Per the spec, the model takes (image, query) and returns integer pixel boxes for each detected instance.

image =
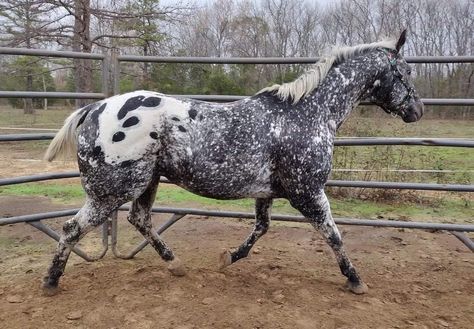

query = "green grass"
[0,106,72,129]
[0,182,85,203]
[1,182,472,223]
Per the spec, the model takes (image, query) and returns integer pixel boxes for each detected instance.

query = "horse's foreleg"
[127,181,185,276]
[43,198,117,295]
[294,191,368,294]
[219,198,272,269]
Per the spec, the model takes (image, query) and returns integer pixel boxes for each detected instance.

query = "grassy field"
[0,105,472,223]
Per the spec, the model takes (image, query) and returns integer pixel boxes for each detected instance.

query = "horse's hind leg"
[127,178,185,276]
[43,198,119,295]
[291,191,368,294]
[219,198,272,269]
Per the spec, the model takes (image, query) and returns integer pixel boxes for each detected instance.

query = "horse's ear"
[395,29,407,52]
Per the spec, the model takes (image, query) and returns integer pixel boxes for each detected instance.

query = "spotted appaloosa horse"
[43,30,423,295]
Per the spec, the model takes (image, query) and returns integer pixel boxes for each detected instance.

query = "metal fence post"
[101,54,110,98]
[111,48,120,96]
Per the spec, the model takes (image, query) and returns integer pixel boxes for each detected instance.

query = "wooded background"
[0,0,472,117]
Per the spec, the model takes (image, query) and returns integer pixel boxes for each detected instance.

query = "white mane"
[257,39,397,104]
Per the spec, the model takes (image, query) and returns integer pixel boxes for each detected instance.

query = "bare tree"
[0,0,57,113]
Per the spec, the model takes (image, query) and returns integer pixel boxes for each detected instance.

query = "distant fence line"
[0,47,473,106]
[0,47,473,257]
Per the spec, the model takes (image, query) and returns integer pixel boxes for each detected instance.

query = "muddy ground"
[0,195,473,329]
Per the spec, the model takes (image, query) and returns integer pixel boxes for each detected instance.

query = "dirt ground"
[0,135,473,328]
[0,195,473,329]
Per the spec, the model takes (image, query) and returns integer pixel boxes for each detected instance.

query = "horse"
[43,30,423,296]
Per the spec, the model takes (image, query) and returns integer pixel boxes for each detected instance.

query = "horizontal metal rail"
[118,55,474,64]
[1,134,472,147]
[420,98,474,106]
[0,209,78,225]
[174,94,474,106]
[325,180,473,192]
[0,47,105,60]
[0,91,471,106]
[2,47,472,63]
[0,91,106,99]
[0,133,56,141]
[335,137,474,147]
[0,171,78,186]
[1,206,473,233]
[1,171,472,192]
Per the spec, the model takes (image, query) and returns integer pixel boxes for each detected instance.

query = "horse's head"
[368,30,424,123]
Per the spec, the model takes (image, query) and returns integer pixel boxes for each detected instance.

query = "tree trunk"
[42,75,48,111]
[24,72,34,114]
[73,0,93,108]
[24,1,34,114]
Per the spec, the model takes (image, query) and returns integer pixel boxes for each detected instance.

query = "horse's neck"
[309,51,385,127]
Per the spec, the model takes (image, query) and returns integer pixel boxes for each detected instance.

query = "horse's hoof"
[218,249,232,270]
[345,280,369,294]
[42,282,60,296]
[167,258,186,277]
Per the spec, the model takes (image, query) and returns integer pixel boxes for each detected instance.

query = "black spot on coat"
[143,97,161,107]
[76,104,96,127]
[91,103,107,123]
[120,160,133,168]
[112,131,126,142]
[117,96,146,120]
[188,109,197,120]
[92,146,102,156]
[123,116,140,128]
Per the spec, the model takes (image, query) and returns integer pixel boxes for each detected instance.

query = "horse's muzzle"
[402,101,424,123]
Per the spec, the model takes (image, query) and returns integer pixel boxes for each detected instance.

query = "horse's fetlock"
[161,249,174,261]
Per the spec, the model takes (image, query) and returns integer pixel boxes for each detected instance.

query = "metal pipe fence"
[0,47,109,100]
[1,170,473,192]
[0,47,473,259]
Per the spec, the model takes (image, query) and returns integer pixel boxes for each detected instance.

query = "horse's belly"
[178,180,274,200]
[166,162,276,199]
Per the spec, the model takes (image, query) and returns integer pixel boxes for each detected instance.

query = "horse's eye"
[407,68,412,76]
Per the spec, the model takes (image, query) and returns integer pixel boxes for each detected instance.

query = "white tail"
[44,107,88,162]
